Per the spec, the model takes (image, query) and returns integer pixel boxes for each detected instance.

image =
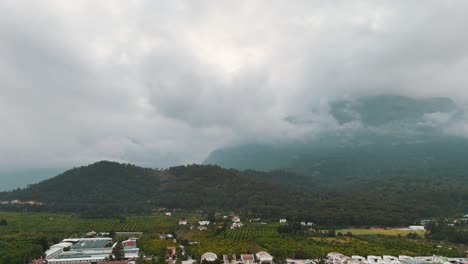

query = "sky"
[2,0,468,170]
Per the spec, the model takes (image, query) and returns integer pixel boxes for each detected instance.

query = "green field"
[337,228,426,236]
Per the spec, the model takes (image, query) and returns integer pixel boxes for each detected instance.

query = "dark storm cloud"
[1,0,468,169]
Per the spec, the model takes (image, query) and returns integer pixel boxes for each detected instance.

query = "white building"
[199,220,211,226]
[351,256,366,262]
[367,255,383,264]
[256,251,273,263]
[409,225,425,231]
[279,219,287,223]
[201,252,218,262]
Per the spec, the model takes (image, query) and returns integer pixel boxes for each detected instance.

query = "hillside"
[1,161,468,226]
[0,162,317,220]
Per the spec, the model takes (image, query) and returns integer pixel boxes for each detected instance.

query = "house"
[179,219,188,225]
[241,254,255,264]
[166,246,177,262]
[256,251,273,263]
[232,215,240,222]
[86,231,97,237]
[327,253,347,264]
[351,256,366,262]
[409,225,425,231]
[201,252,218,262]
[223,255,237,264]
[165,212,172,216]
[279,219,287,223]
[122,239,137,247]
[199,220,211,226]
[159,234,173,240]
[198,226,208,231]
[367,255,382,263]
[231,222,243,229]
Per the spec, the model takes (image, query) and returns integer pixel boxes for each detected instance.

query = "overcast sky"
[1,0,468,169]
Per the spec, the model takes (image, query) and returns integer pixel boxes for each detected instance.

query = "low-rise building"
[201,252,218,262]
[241,254,255,264]
[256,251,273,263]
[199,220,211,226]
[223,255,237,264]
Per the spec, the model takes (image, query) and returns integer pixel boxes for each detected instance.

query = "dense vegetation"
[1,160,468,226]
[426,218,468,244]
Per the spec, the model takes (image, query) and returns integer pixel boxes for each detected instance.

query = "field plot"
[337,228,426,237]
[0,212,180,234]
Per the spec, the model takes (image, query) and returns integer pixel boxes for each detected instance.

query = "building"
[199,220,211,226]
[256,251,273,263]
[231,222,243,229]
[198,226,208,231]
[241,254,255,264]
[223,255,237,264]
[351,256,366,262]
[45,237,114,263]
[279,219,287,223]
[165,212,172,216]
[409,225,425,231]
[166,246,177,262]
[201,252,218,262]
[179,219,188,225]
[39,237,141,264]
[367,255,383,263]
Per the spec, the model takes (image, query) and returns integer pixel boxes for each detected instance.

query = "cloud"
[1,0,468,169]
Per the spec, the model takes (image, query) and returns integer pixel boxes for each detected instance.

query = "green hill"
[1,160,468,226]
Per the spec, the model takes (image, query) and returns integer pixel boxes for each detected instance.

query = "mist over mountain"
[205,95,468,179]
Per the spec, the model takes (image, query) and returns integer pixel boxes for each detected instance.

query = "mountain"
[202,95,468,221]
[205,95,468,181]
[0,161,319,221]
[1,160,467,226]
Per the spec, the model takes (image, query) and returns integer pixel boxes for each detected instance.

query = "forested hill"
[1,161,468,226]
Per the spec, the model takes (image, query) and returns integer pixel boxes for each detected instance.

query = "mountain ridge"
[1,160,467,226]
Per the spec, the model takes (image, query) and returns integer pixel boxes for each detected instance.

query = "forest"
[1,161,467,226]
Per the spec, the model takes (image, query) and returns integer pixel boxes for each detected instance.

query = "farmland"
[336,228,426,237]
[0,212,465,263]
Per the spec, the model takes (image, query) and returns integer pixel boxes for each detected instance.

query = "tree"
[109,230,116,239]
[112,241,124,260]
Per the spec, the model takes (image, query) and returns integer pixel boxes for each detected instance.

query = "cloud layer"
[2,0,468,168]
